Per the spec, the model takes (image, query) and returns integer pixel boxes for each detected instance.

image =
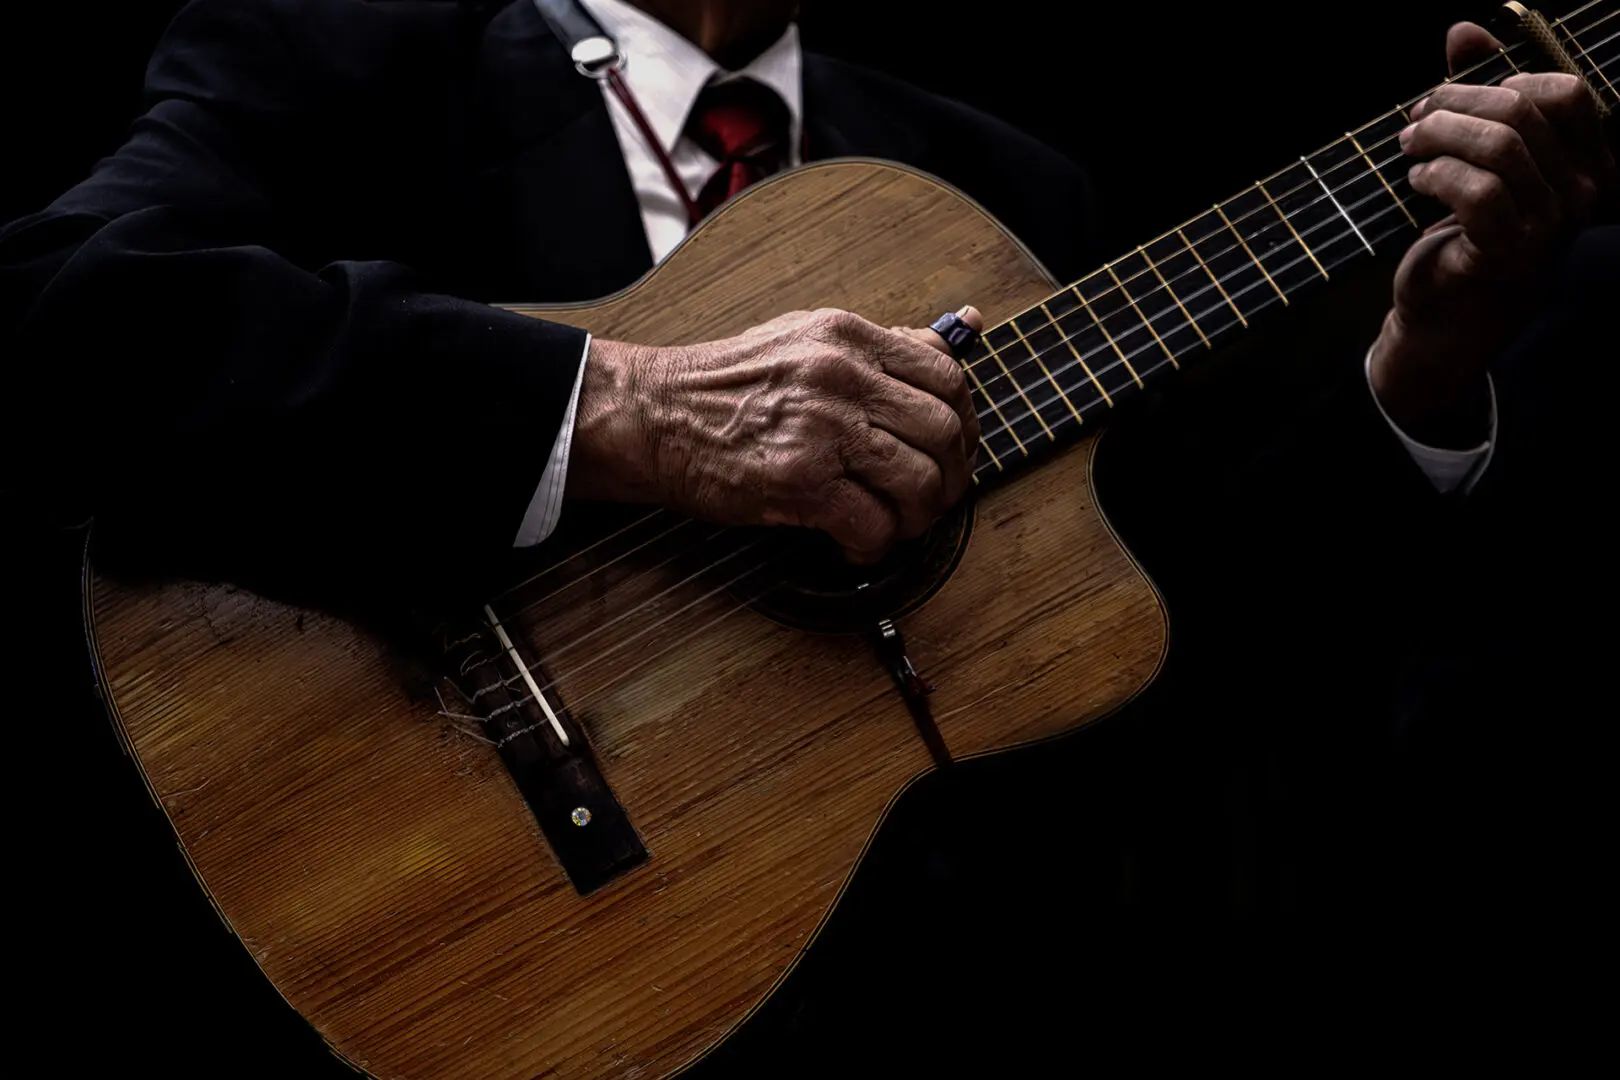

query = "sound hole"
[745,501,975,632]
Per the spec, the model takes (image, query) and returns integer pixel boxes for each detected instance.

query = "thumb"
[903,304,986,357]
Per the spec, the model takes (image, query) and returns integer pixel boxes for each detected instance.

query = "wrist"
[1368,310,1493,449]
[565,338,664,503]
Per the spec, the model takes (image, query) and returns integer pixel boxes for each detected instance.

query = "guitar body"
[86,161,1166,1079]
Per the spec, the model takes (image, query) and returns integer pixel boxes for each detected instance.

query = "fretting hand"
[568,307,984,562]
[1370,21,1616,446]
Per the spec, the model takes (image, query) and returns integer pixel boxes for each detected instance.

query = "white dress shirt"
[514,0,1492,546]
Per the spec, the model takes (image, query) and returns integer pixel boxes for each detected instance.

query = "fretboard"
[963,0,1619,482]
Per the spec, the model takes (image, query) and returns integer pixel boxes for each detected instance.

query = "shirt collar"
[579,0,803,155]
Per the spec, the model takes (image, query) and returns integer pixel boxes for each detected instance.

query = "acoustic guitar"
[84,4,1617,1077]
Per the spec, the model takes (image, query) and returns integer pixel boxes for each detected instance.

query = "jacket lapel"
[469,0,653,303]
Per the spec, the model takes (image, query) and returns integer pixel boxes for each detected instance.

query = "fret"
[1348,130,1417,228]
[1213,199,1290,305]
[1255,175,1329,279]
[1500,46,1522,73]
[1104,263,1177,370]
[1108,248,1206,365]
[958,346,1020,466]
[1036,298,1114,408]
[1256,159,1364,275]
[1289,139,1393,255]
[1007,315,1083,427]
[1069,278,1146,396]
[1070,275,1146,395]
[977,324,1056,444]
[1138,241,1210,349]
[1174,225,1247,329]
[1224,182,1332,299]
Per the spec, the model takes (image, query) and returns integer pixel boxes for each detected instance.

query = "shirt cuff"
[1364,346,1497,496]
[513,333,592,547]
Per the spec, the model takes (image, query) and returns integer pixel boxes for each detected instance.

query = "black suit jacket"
[0,0,1103,594]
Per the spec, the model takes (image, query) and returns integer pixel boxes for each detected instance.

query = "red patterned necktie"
[684,77,791,220]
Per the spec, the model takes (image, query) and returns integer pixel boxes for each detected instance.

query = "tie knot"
[684,77,790,167]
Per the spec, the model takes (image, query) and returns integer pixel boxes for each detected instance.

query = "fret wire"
[984,183,1425,447]
[1256,179,1329,279]
[981,336,1053,441]
[967,50,1535,404]
[976,174,1425,436]
[1176,226,1247,327]
[973,41,1533,373]
[1214,204,1287,303]
[972,24,1591,446]
[1299,155,1375,255]
[1008,316,1084,425]
[960,355,1010,467]
[1139,244,1209,348]
[972,113,1436,395]
[968,40,1558,440]
[1071,287,1143,388]
[976,155,1428,425]
[1104,264,1179,369]
[1501,46,1522,73]
[1347,131,1417,228]
[1040,301,1113,406]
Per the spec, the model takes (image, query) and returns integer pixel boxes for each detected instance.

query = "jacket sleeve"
[0,0,585,595]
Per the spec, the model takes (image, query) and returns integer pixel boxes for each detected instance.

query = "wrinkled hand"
[569,306,984,561]
[1369,21,1616,444]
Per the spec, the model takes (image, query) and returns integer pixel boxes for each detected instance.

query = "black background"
[3,2,1603,1078]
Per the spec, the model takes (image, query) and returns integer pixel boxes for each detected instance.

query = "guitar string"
[962,15,1619,421]
[483,93,1570,714]
[466,539,807,732]
[951,30,1551,381]
[478,8,1613,633]
[468,16,1618,731]
[958,3,1614,401]
[970,142,1443,435]
[493,130,1503,635]
[966,28,1616,435]
[1580,19,1620,58]
[480,160,1456,730]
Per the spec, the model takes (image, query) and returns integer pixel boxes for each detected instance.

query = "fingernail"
[1399,124,1414,146]
[956,305,972,317]
[1411,98,1428,119]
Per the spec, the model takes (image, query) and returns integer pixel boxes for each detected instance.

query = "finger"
[813,477,899,564]
[1400,108,1560,224]
[890,307,984,445]
[1408,156,1527,255]
[842,428,948,540]
[1409,81,1576,191]
[1445,21,1505,74]
[861,377,971,504]
[1501,72,1617,200]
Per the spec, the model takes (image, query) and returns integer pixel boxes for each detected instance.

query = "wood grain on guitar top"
[86,160,1167,1079]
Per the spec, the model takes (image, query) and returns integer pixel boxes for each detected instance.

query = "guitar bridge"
[437,608,648,894]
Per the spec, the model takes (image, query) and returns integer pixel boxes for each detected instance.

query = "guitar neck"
[963,0,1618,482]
